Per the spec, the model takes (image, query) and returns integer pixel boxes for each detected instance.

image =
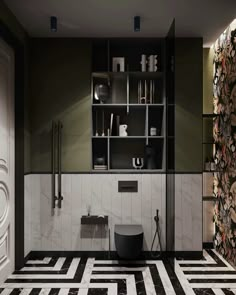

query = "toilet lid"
[115,224,143,236]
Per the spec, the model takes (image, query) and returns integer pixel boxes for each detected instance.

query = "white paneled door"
[0,38,15,283]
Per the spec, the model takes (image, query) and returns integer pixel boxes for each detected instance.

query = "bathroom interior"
[0,1,236,294]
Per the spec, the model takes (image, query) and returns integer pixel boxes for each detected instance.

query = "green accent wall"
[29,39,92,172]
[175,38,203,172]
[203,48,214,114]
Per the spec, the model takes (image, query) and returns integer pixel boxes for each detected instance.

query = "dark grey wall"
[29,38,92,172]
[175,38,203,172]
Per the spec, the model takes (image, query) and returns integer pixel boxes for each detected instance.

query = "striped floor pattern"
[0,249,235,294]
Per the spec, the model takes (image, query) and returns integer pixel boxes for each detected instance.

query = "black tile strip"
[29,289,41,295]
[222,289,236,295]
[91,270,146,294]
[5,257,87,283]
[134,271,146,295]
[205,249,227,267]
[193,289,215,295]
[163,259,186,295]
[73,257,87,283]
[48,289,60,295]
[90,279,126,295]
[9,289,21,295]
[88,289,108,295]
[149,264,166,295]
[94,263,147,268]
[0,289,3,294]
[68,288,79,295]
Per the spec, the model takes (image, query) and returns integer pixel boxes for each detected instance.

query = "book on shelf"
[116,115,120,136]
[110,113,113,136]
[94,165,108,170]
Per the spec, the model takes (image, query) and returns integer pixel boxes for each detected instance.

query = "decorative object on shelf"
[110,113,114,136]
[204,157,211,171]
[119,124,128,137]
[148,55,158,72]
[116,115,120,136]
[140,54,147,72]
[94,84,109,103]
[149,80,155,104]
[145,145,156,169]
[95,156,106,165]
[150,127,157,136]
[112,57,125,72]
[132,158,144,169]
[138,80,147,104]
[94,165,108,170]
[102,111,105,136]
[95,111,99,136]
[94,155,107,170]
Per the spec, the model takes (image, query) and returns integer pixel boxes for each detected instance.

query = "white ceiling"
[4,0,236,47]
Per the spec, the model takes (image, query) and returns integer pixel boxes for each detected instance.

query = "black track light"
[134,16,140,32]
[50,16,57,32]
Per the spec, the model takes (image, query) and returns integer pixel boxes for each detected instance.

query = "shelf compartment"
[148,105,164,136]
[129,75,163,104]
[92,73,127,104]
[109,39,163,72]
[110,138,146,170]
[147,138,164,170]
[203,117,214,143]
[92,138,108,170]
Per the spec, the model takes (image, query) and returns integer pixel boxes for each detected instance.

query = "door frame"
[0,20,25,270]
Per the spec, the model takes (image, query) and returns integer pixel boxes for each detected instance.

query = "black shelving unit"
[91,39,166,172]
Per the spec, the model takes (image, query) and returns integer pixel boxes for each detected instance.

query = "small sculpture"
[140,54,147,72]
[112,57,125,72]
[119,124,128,137]
[132,158,144,169]
[148,55,158,72]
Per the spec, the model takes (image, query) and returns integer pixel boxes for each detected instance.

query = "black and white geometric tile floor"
[1,249,236,295]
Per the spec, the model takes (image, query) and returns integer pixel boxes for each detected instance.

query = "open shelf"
[91,38,166,172]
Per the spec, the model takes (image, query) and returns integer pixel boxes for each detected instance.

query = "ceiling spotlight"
[50,16,57,32]
[134,16,140,32]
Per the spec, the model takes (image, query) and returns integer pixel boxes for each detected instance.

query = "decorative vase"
[119,124,128,137]
[145,145,156,169]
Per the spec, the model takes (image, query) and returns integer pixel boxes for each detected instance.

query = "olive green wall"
[0,1,31,173]
[175,38,203,172]
[29,38,92,172]
[203,48,214,114]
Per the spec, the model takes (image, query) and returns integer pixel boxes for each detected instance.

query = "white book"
[110,113,114,136]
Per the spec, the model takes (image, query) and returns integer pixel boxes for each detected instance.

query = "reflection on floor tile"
[0,249,236,294]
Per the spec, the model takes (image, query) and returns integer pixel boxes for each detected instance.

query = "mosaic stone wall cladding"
[213,21,236,264]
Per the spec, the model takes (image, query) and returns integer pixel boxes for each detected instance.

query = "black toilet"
[114,224,143,259]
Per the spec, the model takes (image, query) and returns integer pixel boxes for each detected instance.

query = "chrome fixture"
[151,209,162,258]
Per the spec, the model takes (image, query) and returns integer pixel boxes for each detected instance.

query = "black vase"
[145,145,156,169]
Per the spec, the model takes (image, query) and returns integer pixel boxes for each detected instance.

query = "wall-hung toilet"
[114,224,143,259]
